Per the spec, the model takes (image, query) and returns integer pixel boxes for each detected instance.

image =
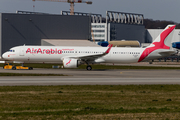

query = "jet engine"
[63,58,81,68]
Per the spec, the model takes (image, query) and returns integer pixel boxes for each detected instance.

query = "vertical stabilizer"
[138,25,176,62]
[149,25,175,50]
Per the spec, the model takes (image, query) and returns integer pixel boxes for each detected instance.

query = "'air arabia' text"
[26,48,62,54]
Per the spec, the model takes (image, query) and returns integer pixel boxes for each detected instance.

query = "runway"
[0,68,180,86]
[0,77,179,86]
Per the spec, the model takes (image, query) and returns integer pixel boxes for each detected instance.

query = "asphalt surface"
[0,67,180,86]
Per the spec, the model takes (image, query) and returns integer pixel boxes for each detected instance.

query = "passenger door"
[19,47,24,56]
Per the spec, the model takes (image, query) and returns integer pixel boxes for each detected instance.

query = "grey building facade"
[108,23,145,43]
[0,13,91,56]
[91,11,145,43]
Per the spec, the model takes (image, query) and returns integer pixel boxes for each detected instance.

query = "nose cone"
[2,52,8,60]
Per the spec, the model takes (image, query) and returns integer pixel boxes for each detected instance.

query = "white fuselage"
[2,25,176,66]
[2,45,168,63]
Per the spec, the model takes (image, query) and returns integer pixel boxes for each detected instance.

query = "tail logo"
[138,25,175,62]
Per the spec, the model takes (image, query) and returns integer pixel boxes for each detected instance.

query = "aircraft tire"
[29,67,33,70]
[86,65,92,71]
[12,66,16,70]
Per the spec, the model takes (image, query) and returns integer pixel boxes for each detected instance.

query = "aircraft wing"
[69,44,113,62]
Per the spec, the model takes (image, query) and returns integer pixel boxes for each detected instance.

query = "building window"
[93,35,105,37]
[92,25,105,28]
[93,30,105,32]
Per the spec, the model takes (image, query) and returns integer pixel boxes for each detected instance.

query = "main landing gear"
[84,61,92,71]
[86,65,92,71]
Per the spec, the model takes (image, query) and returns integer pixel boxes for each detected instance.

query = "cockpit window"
[8,49,15,52]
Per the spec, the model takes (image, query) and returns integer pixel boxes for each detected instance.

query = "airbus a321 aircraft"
[2,25,176,70]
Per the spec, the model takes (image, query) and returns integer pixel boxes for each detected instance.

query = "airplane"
[2,25,176,70]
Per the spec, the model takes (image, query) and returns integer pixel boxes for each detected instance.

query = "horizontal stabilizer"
[159,51,175,55]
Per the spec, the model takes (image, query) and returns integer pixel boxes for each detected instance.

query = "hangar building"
[0,12,92,56]
[0,11,147,57]
[89,11,145,43]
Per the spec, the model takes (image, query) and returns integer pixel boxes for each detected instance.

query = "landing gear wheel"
[29,67,33,70]
[12,66,16,70]
[86,65,92,71]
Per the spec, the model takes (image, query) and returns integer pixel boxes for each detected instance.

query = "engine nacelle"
[63,58,80,68]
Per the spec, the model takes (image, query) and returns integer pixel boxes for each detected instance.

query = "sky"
[0,0,180,23]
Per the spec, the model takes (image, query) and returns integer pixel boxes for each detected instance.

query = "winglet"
[105,44,113,54]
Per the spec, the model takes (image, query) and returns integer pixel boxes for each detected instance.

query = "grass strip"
[1,63,180,69]
[78,64,180,69]
[0,85,180,119]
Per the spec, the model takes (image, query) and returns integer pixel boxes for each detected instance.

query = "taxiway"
[0,68,180,86]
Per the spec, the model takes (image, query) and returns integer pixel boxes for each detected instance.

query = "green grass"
[1,63,180,70]
[0,85,180,119]
[78,64,180,69]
